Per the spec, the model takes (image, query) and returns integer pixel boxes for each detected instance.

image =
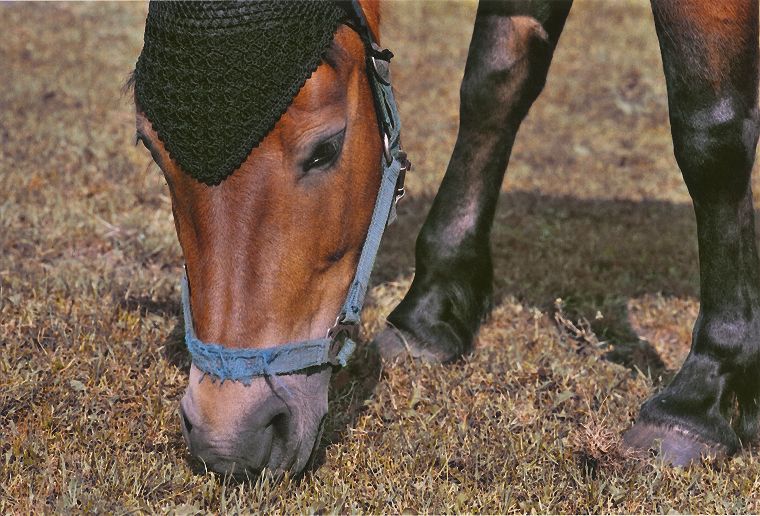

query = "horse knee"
[671,97,759,200]
[460,15,552,130]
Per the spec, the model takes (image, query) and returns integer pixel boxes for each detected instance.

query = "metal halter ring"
[383,131,392,165]
[395,151,410,202]
[327,315,358,341]
[370,43,391,85]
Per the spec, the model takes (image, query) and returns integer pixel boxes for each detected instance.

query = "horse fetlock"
[666,311,760,446]
[382,262,493,363]
[373,323,467,364]
[692,310,760,365]
[634,354,742,453]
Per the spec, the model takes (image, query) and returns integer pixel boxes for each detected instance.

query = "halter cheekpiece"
[138,1,410,384]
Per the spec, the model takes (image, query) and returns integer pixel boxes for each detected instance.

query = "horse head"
[133,0,395,477]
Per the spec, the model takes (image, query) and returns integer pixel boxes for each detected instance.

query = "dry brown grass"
[4,1,760,513]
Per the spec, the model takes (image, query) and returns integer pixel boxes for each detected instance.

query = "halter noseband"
[181,1,409,384]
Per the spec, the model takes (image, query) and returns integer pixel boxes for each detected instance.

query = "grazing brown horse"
[133,0,760,476]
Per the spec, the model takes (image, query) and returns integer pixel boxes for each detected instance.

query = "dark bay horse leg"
[625,1,760,465]
[375,0,573,361]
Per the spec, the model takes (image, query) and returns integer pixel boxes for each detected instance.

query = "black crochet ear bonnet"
[134,1,349,185]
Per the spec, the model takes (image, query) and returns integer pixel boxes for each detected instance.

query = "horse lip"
[304,414,327,471]
[178,369,331,476]
[179,396,199,431]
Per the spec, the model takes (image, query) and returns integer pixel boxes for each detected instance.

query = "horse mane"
[122,70,137,101]
[360,0,381,42]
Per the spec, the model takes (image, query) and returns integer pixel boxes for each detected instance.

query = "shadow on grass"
[135,187,712,477]
[373,188,710,379]
[312,343,383,471]
[115,292,191,372]
[118,293,180,319]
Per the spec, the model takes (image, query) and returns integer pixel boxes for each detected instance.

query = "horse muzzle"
[178,365,331,477]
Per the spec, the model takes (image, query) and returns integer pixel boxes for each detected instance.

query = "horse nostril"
[181,406,194,433]
[264,412,289,444]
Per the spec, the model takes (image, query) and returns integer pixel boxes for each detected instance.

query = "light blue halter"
[181,6,409,385]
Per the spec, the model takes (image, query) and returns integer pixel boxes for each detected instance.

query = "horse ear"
[358,0,381,43]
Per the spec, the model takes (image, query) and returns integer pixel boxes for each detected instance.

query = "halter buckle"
[327,315,359,341]
[395,150,411,202]
[370,43,391,86]
[382,132,392,166]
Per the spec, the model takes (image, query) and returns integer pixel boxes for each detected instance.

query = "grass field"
[4,1,760,513]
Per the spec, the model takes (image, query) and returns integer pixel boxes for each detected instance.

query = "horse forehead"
[288,61,348,117]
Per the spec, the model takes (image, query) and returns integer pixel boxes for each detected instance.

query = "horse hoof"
[371,326,457,363]
[623,423,730,467]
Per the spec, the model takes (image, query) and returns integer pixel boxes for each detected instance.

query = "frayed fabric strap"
[182,275,355,384]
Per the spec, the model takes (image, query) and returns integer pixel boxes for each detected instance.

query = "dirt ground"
[3,1,760,513]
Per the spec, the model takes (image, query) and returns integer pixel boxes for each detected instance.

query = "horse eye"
[303,131,344,172]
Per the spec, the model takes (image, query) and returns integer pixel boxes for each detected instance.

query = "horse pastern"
[371,326,462,364]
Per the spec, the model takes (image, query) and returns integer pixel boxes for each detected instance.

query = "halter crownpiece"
[147,0,410,383]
